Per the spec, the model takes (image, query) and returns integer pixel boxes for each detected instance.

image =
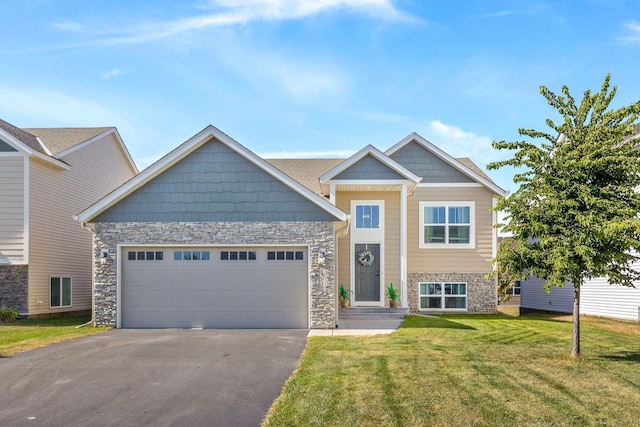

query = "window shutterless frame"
[50,277,72,308]
[419,201,475,248]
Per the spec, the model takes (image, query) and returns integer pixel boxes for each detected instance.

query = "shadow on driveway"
[0,329,308,426]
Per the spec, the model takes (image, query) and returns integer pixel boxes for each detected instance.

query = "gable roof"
[0,119,137,174]
[25,127,113,155]
[319,144,421,184]
[76,125,347,223]
[386,132,506,195]
[266,158,343,195]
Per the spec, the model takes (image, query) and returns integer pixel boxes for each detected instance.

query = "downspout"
[76,221,95,328]
[334,215,350,328]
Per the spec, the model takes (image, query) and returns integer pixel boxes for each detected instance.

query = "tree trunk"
[571,285,580,358]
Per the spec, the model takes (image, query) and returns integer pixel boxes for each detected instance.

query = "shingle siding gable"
[390,141,474,183]
[334,155,406,180]
[94,140,337,222]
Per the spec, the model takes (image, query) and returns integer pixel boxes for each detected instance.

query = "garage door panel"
[122,247,308,328]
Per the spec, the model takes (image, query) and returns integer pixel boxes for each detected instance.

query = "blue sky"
[1,0,639,193]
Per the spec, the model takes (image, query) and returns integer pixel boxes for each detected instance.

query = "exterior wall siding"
[91,221,337,328]
[0,139,18,151]
[523,274,640,322]
[389,142,474,183]
[335,191,401,303]
[0,155,25,261]
[95,140,336,223]
[0,265,28,313]
[334,155,406,180]
[407,272,495,313]
[407,186,495,273]
[27,134,136,316]
[520,277,573,314]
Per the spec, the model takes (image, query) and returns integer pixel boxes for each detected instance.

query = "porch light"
[100,249,109,264]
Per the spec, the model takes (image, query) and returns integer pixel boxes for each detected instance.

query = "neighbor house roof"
[25,127,113,155]
[0,118,47,154]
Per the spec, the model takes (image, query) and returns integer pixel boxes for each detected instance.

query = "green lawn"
[264,313,640,427]
[0,316,110,357]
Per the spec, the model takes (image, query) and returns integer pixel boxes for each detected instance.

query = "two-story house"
[0,119,137,317]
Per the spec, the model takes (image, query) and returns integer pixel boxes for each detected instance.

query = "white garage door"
[121,246,308,328]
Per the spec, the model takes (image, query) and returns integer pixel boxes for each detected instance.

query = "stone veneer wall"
[407,272,496,314]
[0,265,29,314]
[91,221,336,328]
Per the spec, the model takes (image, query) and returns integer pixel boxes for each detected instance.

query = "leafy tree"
[488,75,640,357]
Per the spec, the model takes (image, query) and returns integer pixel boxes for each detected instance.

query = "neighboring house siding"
[523,274,640,321]
[407,186,494,272]
[520,276,573,314]
[334,155,406,180]
[0,156,25,262]
[28,134,136,315]
[335,191,401,298]
[389,142,474,183]
[581,276,640,322]
[91,221,336,328]
[95,140,336,222]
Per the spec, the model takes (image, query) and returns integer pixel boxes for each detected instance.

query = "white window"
[355,204,380,229]
[50,277,72,308]
[419,202,474,248]
[419,282,467,310]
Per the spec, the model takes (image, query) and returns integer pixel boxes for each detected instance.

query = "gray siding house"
[77,125,505,329]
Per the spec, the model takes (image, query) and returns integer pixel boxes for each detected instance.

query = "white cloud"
[0,86,127,127]
[100,68,124,79]
[427,120,495,163]
[620,21,640,45]
[53,0,415,46]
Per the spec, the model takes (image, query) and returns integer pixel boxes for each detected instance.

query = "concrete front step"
[339,307,409,318]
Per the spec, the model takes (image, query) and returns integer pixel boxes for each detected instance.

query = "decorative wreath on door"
[357,249,375,266]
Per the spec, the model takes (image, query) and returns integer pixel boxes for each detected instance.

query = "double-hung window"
[420,202,474,248]
[50,277,72,307]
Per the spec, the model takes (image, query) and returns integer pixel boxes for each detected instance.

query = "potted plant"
[338,284,351,308]
[385,282,400,309]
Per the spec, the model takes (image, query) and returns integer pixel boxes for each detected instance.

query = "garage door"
[121,246,308,328]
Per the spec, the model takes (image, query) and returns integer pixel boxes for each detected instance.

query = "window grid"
[419,282,467,310]
[174,251,211,261]
[128,251,164,261]
[220,251,257,261]
[267,251,304,261]
[421,203,472,246]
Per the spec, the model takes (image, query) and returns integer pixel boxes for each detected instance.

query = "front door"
[354,243,380,302]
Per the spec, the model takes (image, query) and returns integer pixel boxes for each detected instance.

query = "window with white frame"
[420,202,474,247]
[419,282,467,310]
[355,204,380,229]
[50,277,72,307]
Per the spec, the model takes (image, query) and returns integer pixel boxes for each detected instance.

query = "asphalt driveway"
[0,329,308,426]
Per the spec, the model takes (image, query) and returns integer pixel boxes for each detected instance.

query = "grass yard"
[264,313,640,427]
[0,316,110,357]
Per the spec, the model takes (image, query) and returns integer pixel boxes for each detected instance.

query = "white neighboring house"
[0,118,137,317]
[520,275,640,322]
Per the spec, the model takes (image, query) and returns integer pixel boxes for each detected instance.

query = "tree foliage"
[488,75,640,356]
